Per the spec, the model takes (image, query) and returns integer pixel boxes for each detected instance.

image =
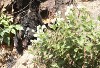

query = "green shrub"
[0,13,23,46]
[31,6,100,68]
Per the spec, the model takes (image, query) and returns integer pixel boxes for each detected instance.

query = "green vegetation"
[0,14,23,46]
[31,7,100,68]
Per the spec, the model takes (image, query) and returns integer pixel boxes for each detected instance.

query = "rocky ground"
[0,0,100,68]
[78,0,100,19]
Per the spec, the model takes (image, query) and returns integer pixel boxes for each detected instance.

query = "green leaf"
[9,25,14,29]
[11,29,16,34]
[74,48,78,52]
[1,19,9,26]
[0,32,4,37]
[51,63,59,68]
[97,16,100,21]
[49,24,57,30]
[66,46,71,49]
[3,29,10,33]
[85,45,92,52]
[15,25,23,30]
[3,36,10,46]
[77,36,85,46]
[48,54,53,58]
[87,34,94,40]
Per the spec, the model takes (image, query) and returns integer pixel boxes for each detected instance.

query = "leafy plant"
[0,13,23,46]
[31,6,100,68]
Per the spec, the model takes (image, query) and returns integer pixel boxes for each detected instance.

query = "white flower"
[37,38,41,42]
[67,4,73,11]
[42,25,46,30]
[57,18,64,25]
[34,34,38,37]
[51,18,56,23]
[33,38,41,43]
[55,11,61,17]
[57,18,64,22]
[58,11,61,15]
[65,11,68,16]
[65,5,73,16]
[69,4,74,9]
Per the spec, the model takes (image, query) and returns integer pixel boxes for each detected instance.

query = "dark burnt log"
[13,0,44,54]
[40,0,55,19]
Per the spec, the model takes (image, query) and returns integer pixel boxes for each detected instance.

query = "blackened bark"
[13,0,43,54]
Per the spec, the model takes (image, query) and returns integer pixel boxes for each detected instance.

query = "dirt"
[78,0,100,19]
[0,48,18,68]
